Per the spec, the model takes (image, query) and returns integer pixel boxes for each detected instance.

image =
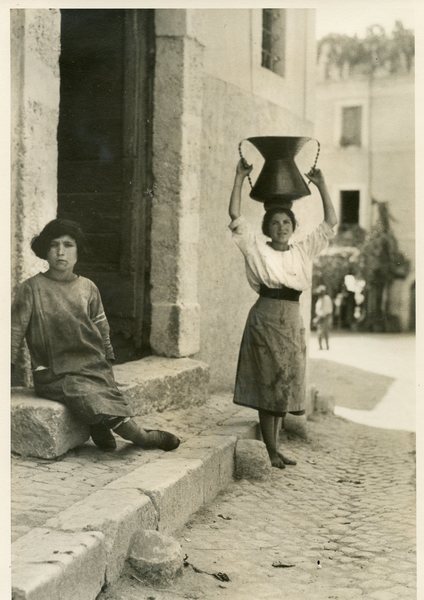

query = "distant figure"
[333,292,343,329]
[314,285,333,350]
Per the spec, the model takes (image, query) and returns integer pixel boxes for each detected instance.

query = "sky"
[315,3,416,38]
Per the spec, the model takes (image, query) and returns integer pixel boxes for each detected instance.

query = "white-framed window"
[261,9,286,77]
[335,100,368,148]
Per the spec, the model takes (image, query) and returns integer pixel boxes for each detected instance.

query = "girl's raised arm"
[305,168,338,228]
[229,159,253,220]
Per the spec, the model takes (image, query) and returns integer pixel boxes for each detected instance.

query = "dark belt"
[259,284,301,302]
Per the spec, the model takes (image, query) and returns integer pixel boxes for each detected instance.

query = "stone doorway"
[57,9,154,362]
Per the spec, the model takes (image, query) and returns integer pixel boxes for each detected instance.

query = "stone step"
[12,418,259,600]
[11,357,210,459]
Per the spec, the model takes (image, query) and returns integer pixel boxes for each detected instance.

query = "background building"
[11,8,320,392]
[315,28,415,330]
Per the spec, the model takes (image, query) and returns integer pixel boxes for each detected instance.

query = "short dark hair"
[262,207,296,237]
[31,219,88,260]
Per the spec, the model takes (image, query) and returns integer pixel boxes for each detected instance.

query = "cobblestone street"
[101,412,416,600]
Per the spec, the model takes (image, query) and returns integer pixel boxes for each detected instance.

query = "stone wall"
[11,9,61,291]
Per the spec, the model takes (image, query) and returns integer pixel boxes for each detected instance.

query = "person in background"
[228,159,337,469]
[11,218,180,454]
[314,284,333,350]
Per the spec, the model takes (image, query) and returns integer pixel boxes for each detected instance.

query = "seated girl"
[11,218,180,453]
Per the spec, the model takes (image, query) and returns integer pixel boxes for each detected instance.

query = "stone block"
[150,302,201,357]
[45,488,157,586]
[209,412,260,440]
[305,384,318,419]
[113,356,209,415]
[12,528,106,600]
[314,393,336,414]
[171,435,236,504]
[235,439,272,481]
[11,389,89,459]
[106,457,204,534]
[283,413,308,439]
[128,529,183,585]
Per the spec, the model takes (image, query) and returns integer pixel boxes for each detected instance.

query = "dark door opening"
[57,9,154,362]
[339,190,360,232]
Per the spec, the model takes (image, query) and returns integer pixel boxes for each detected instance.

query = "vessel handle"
[238,140,254,189]
[306,139,321,186]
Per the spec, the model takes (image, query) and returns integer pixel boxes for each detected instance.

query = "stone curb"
[12,418,258,600]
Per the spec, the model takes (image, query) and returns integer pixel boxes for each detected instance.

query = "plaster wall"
[315,74,415,330]
[11,9,60,291]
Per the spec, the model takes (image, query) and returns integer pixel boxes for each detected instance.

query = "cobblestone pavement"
[101,414,416,600]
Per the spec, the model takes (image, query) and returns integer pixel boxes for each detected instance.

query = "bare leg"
[276,413,297,466]
[274,416,282,448]
[259,410,285,469]
[114,419,180,451]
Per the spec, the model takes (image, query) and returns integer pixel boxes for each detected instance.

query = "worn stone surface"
[150,26,204,357]
[113,356,210,415]
[235,439,272,481]
[11,389,90,459]
[106,457,205,535]
[45,488,157,585]
[11,9,60,290]
[128,529,183,585]
[12,528,106,600]
[170,435,236,504]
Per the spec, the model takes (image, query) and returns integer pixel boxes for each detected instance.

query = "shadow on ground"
[309,359,394,411]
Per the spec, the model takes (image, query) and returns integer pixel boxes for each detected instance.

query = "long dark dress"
[11,273,133,424]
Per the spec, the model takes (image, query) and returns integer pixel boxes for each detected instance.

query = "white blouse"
[229,216,335,293]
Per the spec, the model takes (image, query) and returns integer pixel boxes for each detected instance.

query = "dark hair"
[31,219,88,260]
[262,207,296,237]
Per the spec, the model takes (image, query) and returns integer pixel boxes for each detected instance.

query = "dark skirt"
[33,364,133,425]
[233,296,306,416]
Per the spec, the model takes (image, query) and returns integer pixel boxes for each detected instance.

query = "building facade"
[315,64,415,330]
[11,8,319,391]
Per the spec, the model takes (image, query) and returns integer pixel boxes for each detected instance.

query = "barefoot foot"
[269,453,286,469]
[277,452,297,466]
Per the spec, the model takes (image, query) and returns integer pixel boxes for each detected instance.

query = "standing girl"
[229,159,337,468]
[11,219,180,453]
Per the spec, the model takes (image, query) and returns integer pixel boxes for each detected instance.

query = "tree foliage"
[357,200,410,284]
[318,21,414,80]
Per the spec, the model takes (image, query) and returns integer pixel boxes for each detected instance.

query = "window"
[340,190,360,230]
[261,9,286,76]
[340,106,362,146]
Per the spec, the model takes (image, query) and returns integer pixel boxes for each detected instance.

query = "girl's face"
[46,235,78,274]
[268,212,294,244]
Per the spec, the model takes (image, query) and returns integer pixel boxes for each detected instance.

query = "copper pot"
[239,136,320,208]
